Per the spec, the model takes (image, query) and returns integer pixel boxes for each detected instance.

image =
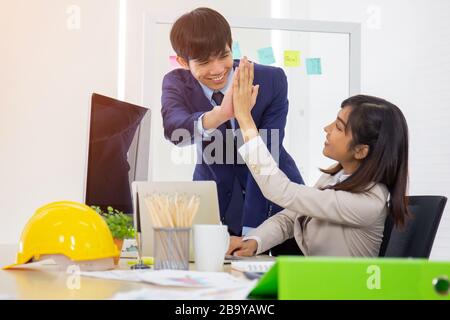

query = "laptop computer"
[131,181,222,261]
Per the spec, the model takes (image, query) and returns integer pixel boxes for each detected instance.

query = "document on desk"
[111,282,257,300]
[0,294,16,300]
[231,261,275,273]
[82,269,257,300]
[81,269,251,288]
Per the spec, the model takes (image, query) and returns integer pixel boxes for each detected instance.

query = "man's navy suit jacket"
[161,60,304,234]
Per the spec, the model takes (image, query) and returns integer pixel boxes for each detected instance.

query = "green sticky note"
[232,42,242,59]
[257,47,275,65]
[306,58,322,75]
[284,50,301,67]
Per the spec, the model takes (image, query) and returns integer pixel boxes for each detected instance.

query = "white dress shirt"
[196,68,236,137]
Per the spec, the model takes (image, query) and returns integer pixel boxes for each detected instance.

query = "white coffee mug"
[193,224,230,272]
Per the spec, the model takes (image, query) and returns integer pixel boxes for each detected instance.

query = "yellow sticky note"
[284,50,301,67]
[127,256,154,266]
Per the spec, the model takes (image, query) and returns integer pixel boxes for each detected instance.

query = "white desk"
[0,244,251,300]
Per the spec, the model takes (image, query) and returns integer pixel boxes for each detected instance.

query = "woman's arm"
[233,59,388,228]
[246,208,298,254]
[238,136,388,227]
[227,208,297,256]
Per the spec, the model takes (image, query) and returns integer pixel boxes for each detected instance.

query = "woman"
[227,58,409,257]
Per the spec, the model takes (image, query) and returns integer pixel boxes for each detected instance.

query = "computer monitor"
[84,93,151,214]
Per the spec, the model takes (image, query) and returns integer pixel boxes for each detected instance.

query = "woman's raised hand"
[232,57,259,121]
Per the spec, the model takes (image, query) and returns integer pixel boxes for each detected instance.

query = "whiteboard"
[143,16,361,185]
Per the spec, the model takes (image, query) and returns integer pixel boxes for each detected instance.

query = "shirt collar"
[332,170,351,186]
[199,68,234,105]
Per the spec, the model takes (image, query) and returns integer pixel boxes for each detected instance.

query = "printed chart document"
[81,269,248,288]
[231,261,275,273]
[81,269,257,300]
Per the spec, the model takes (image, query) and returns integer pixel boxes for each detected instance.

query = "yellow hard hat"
[5,201,120,268]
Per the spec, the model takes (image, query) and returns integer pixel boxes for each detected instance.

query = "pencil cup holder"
[153,227,190,270]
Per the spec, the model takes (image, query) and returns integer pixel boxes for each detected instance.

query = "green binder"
[249,257,450,300]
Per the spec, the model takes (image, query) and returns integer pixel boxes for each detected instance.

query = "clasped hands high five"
[216,57,260,123]
[203,57,259,134]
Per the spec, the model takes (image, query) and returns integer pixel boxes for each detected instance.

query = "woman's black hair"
[321,94,410,227]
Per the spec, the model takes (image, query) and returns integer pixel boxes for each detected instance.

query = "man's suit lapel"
[188,76,214,113]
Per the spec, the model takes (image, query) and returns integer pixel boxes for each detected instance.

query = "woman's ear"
[176,56,190,70]
[354,144,369,160]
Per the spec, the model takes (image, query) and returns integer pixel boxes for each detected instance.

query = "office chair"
[379,195,447,258]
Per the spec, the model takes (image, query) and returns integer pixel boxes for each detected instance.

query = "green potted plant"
[91,206,135,265]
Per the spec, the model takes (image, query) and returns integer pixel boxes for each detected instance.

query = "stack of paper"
[81,269,251,288]
[111,284,256,300]
[231,261,275,273]
[80,269,257,300]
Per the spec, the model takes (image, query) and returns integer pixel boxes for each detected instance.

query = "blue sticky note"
[232,42,242,59]
[306,58,322,75]
[257,47,275,65]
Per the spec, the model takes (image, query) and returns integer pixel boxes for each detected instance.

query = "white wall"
[1,0,448,259]
[0,0,118,243]
[0,0,273,245]
[305,0,450,260]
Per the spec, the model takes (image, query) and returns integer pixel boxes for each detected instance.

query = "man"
[161,7,304,254]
